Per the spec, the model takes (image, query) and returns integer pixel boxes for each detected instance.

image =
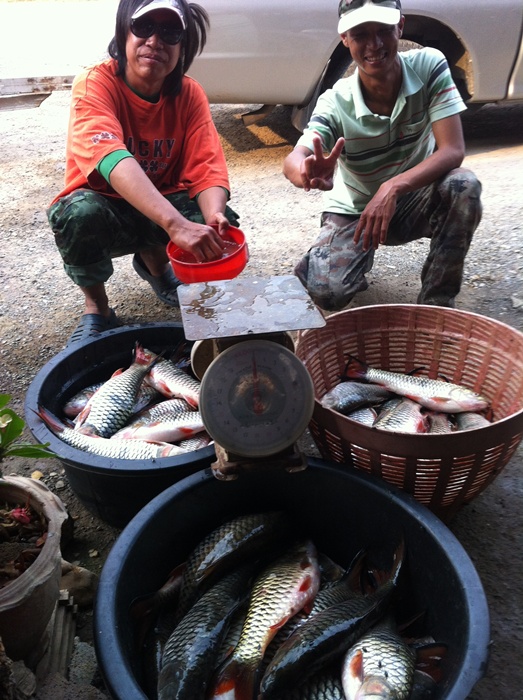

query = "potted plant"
[0,394,69,666]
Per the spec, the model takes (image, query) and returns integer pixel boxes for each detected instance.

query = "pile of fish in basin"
[94,463,490,700]
[24,323,216,528]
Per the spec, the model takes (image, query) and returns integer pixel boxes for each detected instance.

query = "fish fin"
[349,648,365,682]
[110,367,124,377]
[35,406,64,433]
[362,537,405,592]
[342,355,367,381]
[211,657,256,700]
[407,366,426,377]
[343,547,368,593]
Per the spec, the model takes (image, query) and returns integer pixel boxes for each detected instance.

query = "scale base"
[211,443,308,481]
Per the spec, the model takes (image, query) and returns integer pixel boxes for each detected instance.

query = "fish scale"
[75,342,159,438]
[342,626,416,700]
[345,357,489,413]
[142,347,201,408]
[37,407,186,459]
[210,540,320,700]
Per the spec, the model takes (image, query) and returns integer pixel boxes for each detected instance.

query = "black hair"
[108,0,209,97]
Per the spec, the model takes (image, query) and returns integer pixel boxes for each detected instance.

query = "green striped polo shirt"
[297,47,466,215]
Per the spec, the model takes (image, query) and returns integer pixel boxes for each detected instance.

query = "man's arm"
[109,157,224,262]
[354,114,465,251]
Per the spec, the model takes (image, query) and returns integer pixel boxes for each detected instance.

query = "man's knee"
[438,168,483,230]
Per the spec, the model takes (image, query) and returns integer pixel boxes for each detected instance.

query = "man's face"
[342,19,404,78]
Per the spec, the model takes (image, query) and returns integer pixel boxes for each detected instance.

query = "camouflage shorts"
[47,189,240,287]
[294,168,482,311]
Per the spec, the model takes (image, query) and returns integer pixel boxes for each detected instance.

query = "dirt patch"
[0,92,522,698]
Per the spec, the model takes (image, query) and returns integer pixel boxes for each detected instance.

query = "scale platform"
[177,274,325,341]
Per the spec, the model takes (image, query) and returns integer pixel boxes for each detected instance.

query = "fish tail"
[35,405,64,433]
[211,658,257,700]
[342,355,368,381]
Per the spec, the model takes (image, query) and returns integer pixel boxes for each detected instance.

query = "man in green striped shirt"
[284,0,482,311]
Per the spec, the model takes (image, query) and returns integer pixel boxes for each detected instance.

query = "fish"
[259,540,405,700]
[321,381,392,415]
[74,342,161,437]
[36,406,187,460]
[142,347,201,408]
[209,540,320,700]
[341,623,416,700]
[158,563,256,700]
[178,433,212,451]
[455,411,491,431]
[63,382,104,417]
[426,412,454,434]
[344,356,489,414]
[65,381,162,420]
[346,406,378,427]
[276,670,346,699]
[174,511,293,623]
[111,409,205,443]
[373,398,428,434]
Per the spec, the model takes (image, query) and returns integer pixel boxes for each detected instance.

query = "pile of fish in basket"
[36,341,210,459]
[320,355,490,434]
[132,510,445,700]
[295,304,523,520]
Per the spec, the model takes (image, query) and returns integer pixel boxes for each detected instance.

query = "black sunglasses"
[130,18,184,45]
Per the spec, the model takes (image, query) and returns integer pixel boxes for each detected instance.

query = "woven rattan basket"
[295,304,523,521]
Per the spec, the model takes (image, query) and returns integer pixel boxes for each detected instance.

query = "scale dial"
[200,339,314,458]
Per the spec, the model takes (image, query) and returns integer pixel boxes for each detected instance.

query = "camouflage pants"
[47,189,240,287]
[294,168,482,311]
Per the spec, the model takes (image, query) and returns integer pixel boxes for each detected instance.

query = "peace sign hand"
[300,136,345,192]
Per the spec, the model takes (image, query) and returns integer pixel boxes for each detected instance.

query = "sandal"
[67,309,119,346]
[132,254,181,307]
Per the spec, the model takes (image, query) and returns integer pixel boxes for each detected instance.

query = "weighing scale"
[178,275,326,480]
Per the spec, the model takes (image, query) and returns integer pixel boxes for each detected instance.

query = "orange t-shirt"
[51,59,230,205]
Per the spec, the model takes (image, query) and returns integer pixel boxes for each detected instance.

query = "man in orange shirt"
[48,0,239,345]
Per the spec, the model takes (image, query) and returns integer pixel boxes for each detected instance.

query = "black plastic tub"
[24,323,215,529]
[94,459,490,700]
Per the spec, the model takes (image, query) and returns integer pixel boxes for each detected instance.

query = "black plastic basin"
[24,323,215,528]
[94,459,490,700]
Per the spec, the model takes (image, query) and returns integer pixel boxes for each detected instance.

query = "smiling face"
[342,18,404,83]
[124,9,183,97]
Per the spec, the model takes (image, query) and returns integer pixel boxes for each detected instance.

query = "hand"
[354,182,398,251]
[300,136,345,192]
[170,219,225,262]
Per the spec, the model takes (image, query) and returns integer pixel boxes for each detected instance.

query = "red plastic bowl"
[166,225,248,283]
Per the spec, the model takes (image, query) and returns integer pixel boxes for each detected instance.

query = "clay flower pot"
[0,475,69,664]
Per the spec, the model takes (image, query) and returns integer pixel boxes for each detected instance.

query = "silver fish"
[178,433,213,451]
[427,411,454,434]
[75,342,159,437]
[209,540,320,700]
[63,382,104,417]
[277,671,346,700]
[111,410,205,443]
[455,411,491,431]
[142,347,201,408]
[342,625,416,700]
[344,356,489,413]
[67,381,161,420]
[158,564,255,700]
[374,398,428,434]
[346,406,378,426]
[175,511,292,623]
[321,381,392,415]
[259,540,405,700]
[37,407,186,460]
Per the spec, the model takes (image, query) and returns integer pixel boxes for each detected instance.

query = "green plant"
[0,394,55,468]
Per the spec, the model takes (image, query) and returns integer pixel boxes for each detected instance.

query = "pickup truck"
[189,0,523,129]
